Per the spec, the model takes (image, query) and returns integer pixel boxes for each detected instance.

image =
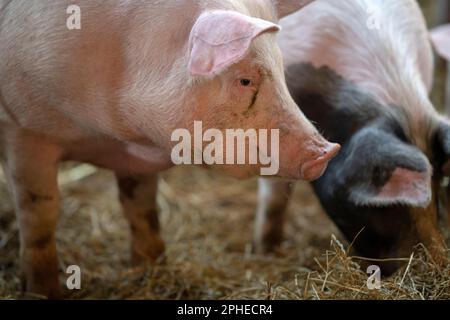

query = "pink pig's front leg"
[1,129,62,299]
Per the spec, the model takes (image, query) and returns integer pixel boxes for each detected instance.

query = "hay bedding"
[0,165,449,300]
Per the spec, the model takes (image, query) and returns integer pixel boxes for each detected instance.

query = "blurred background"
[422,0,450,112]
[0,0,449,300]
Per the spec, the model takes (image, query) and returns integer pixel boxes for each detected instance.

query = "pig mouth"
[300,144,340,181]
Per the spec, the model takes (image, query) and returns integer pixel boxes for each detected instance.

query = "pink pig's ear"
[430,24,450,61]
[188,10,280,76]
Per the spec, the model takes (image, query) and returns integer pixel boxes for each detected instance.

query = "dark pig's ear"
[337,126,432,208]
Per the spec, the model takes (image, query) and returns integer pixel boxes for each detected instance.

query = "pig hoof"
[130,237,166,266]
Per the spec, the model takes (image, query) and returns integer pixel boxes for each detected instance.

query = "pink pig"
[0,0,339,297]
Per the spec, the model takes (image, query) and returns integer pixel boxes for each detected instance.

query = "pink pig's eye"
[240,79,252,87]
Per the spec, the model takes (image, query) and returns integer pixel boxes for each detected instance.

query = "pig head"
[184,6,338,180]
[286,62,448,274]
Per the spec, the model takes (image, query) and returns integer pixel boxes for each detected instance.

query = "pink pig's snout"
[300,142,340,181]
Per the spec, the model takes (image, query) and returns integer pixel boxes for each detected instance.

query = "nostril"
[322,143,341,160]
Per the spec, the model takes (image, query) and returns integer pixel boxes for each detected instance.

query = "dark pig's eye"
[240,79,252,87]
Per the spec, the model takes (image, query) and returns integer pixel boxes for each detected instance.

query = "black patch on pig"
[117,177,139,199]
[432,121,450,176]
[285,63,383,144]
[436,122,450,154]
[284,63,429,271]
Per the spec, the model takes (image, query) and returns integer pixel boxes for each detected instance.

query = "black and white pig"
[254,0,450,273]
